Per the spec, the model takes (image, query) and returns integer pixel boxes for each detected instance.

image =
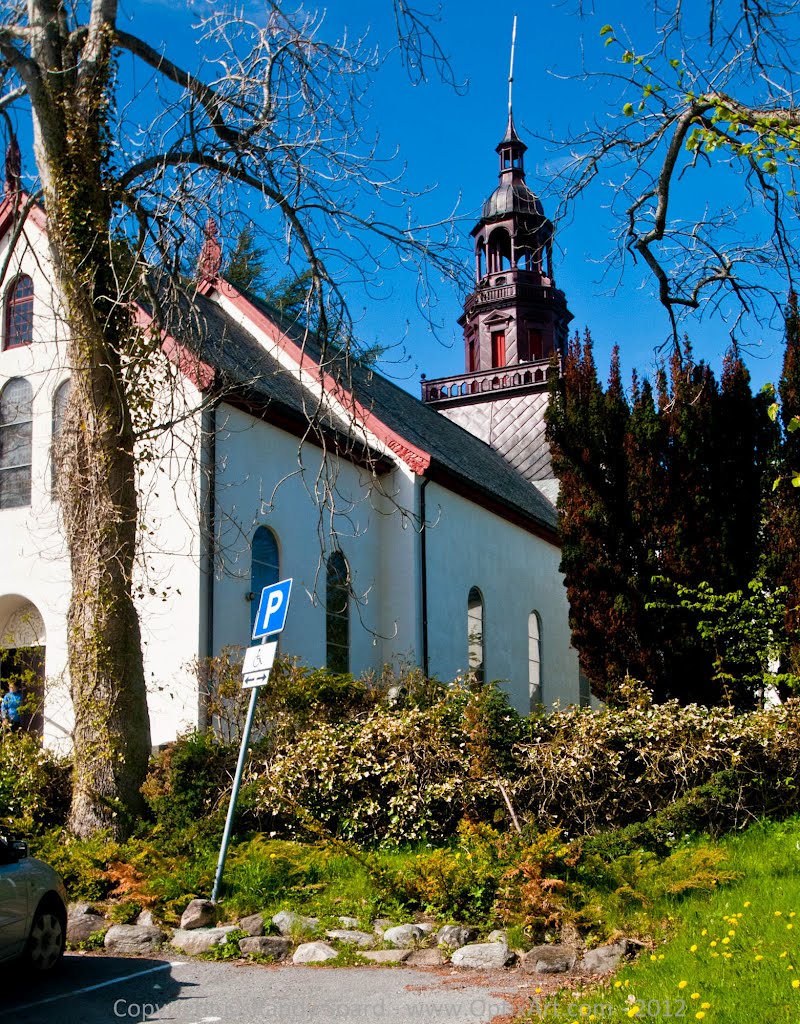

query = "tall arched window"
[326,550,350,674]
[4,275,34,350]
[250,526,280,634]
[528,611,543,709]
[51,378,70,492]
[467,586,484,684]
[0,377,33,509]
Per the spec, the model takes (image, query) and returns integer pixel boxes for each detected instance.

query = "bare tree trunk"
[24,3,151,837]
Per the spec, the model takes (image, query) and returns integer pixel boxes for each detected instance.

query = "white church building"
[0,113,585,748]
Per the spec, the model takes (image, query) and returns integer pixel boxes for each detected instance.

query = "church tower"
[421,109,572,500]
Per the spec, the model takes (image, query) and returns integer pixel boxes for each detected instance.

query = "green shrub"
[393,821,517,922]
[0,732,71,834]
[141,731,236,835]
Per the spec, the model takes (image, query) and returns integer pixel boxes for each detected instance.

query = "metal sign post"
[211,579,292,904]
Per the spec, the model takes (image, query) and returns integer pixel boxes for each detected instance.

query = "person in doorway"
[1,680,23,731]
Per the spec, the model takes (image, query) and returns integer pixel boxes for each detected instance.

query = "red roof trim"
[0,194,48,245]
[210,279,432,476]
[133,306,216,391]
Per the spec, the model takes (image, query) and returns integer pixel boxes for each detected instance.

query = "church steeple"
[460,112,571,375]
[420,40,574,489]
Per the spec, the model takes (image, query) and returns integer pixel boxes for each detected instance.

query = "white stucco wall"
[0,218,210,746]
[212,403,423,676]
[424,481,579,713]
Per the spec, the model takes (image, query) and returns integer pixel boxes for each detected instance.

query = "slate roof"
[169,284,559,538]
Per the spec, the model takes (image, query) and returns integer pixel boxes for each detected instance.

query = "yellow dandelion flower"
[710,952,720,958]
[782,951,789,958]
[791,912,797,918]
[650,955,657,961]
[690,993,700,1000]
[690,945,698,952]
[627,1007,640,1018]
[535,988,542,994]
[695,1013,705,1020]
[789,924,795,930]
[728,930,736,936]
[721,938,730,945]
[658,954,665,960]
[614,981,622,989]
[776,911,783,917]
[701,1003,710,1010]
[710,941,718,947]
[701,929,708,936]
[755,955,764,962]
[744,902,751,908]
[792,980,800,989]
[678,981,689,990]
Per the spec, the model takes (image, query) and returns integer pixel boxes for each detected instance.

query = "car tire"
[23,896,67,973]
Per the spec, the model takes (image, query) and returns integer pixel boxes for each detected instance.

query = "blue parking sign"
[252,578,293,639]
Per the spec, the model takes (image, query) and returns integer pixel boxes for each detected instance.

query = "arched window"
[4,275,34,350]
[51,379,70,492]
[250,526,280,634]
[0,377,33,509]
[326,550,350,673]
[487,227,511,274]
[467,586,484,684]
[528,611,543,709]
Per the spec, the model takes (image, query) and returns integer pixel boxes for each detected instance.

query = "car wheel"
[24,898,66,972]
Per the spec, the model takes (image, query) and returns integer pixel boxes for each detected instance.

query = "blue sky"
[24,1,797,394]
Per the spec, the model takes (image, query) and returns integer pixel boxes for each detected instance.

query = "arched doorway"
[0,595,45,737]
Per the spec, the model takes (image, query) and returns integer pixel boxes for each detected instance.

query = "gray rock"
[383,924,425,948]
[67,903,109,945]
[372,918,395,937]
[522,944,577,974]
[338,916,360,929]
[578,941,628,975]
[292,941,339,964]
[362,949,412,964]
[437,925,477,949]
[170,926,238,955]
[135,910,156,928]
[104,924,165,954]
[180,899,216,931]
[238,935,292,960]
[272,910,319,937]
[486,929,507,944]
[406,948,445,967]
[417,922,436,935]
[451,941,511,970]
[325,929,375,948]
[238,913,265,937]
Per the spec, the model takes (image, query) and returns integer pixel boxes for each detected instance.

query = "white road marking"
[11,960,185,1012]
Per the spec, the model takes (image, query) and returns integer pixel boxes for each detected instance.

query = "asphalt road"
[0,954,530,1024]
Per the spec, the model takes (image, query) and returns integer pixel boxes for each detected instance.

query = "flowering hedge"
[248,680,800,844]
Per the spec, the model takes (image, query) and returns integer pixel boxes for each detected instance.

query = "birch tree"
[0,1,459,837]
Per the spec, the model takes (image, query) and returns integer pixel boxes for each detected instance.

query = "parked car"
[0,833,67,972]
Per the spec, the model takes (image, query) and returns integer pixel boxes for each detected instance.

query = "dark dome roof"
[482,181,544,221]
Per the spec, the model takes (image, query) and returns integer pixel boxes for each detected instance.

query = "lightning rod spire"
[508,15,517,118]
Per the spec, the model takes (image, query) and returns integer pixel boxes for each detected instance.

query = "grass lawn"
[521,816,800,1024]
